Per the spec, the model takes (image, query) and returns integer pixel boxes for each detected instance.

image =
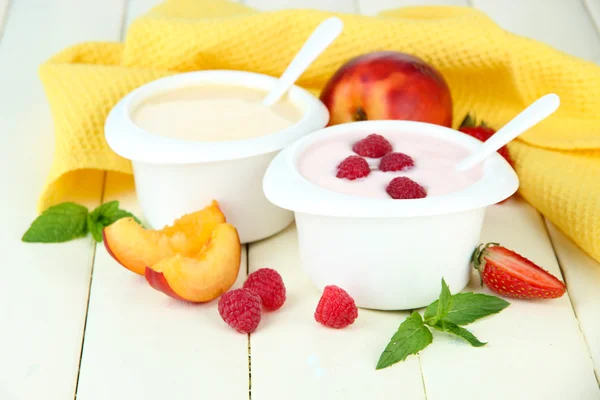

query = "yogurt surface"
[298,131,483,198]
[132,85,302,142]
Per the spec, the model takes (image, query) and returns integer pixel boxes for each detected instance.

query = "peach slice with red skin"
[103,201,225,276]
[145,268,187,302]
[145,223,241,302]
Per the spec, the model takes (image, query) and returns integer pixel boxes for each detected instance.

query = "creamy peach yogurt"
[104,70,329,244]
[131,85,302,142]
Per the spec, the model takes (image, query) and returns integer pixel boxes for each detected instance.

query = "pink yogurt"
[297,131,483,199]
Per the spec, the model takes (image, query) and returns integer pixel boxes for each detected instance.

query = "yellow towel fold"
[38,0,600,263]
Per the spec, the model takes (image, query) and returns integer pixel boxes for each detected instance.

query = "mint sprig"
[376,278,510,370]
[22,201,141,244]
[22,203,89,243]
[87,201,141,242]
[376,312,432,370]
[424,292,509,326]
[431,320,487,347]
[427,278,453,326]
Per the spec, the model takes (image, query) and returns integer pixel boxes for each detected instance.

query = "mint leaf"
[91,200,141,226]
[376,312,433,370]
[87,214,104,243]
[22,203,89,243]
[425,278,453,325]
[424,292,510,326]
[89,200,118,221]
[431,320,486,347]
[87,200,141,242]
[100,208,140,226]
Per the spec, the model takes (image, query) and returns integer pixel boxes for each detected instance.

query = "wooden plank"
[357,0,468,16]
[245,0,355,13]
[474,0,600,387]
[563,0,600,383]
[0,0,10,39]
[76,173,250,400]
[546,222,600,381]
[0,0,125,399]
[247,1,598,399]
[125,0,245,29]
[585,0,600,35]
[76,3,250,399]
[419,199,600,399]
[125,0,164,28]
[472,0,600,63]
[248,224,427,400]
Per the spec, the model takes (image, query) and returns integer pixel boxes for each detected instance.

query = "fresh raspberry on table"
[386,177,427,199]
[379,152,415,172]
[218,288,262,333]
[314,285,358,329]
[336,155,371,180]
[352,134,393,158]
[243,268,286,311]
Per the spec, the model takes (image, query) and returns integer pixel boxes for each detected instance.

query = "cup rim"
[262,120,519,218]
[104,70,329,164]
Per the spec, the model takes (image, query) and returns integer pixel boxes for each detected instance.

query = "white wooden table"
[1,0,599,399]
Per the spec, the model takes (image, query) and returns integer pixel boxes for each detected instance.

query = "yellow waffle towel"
[39,0,600,263]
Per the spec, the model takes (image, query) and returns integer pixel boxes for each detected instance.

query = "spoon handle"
[262,17,344,107]
[455,93,560,172]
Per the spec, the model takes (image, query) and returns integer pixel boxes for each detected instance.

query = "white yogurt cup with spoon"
[263,95,558,310]
[104,18,342,243]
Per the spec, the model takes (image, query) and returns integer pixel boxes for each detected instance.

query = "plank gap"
[416,306,429,400]
[248,333,252,400]
[0,0,13,46]
[583,0,600,41]
[418,354,429,400]
[120,0,132,40]
[74,0,127,395]
[73,172,107,400]
[246,243,252,400]
[540,218,592,359]
[543,219,600,386]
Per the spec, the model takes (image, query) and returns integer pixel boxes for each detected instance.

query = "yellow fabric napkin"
[39,0,600,263]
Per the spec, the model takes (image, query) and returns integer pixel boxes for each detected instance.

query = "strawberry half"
[471,243,566,299]
[459,114,514,167]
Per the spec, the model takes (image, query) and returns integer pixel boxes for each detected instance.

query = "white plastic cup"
[105,70,329,243]
[263,120,519,310]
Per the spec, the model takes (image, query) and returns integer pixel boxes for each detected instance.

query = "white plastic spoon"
[455,93,560,172]
[262,16,344,107]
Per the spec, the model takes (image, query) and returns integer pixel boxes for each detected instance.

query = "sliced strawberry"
[471,243,566,299]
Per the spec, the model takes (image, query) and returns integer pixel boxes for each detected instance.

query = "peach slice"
[103,201,226,275]
[145,223,241,302]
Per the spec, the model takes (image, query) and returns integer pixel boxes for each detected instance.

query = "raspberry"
[352,134,393,158]
[336,156,370,180]
[243,268,286,311]
[379,152,415,172]
[386,177,427,199]
[218,288,262,333]
[314,285,358,329]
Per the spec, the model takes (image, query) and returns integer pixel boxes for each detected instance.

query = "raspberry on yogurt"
[352,134,392,158]
[386,177,427,199]
[298,131,483,199]
[379,152,415,172]
[336,155,371,180]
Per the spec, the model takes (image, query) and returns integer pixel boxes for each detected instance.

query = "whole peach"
[320,51,453,127]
